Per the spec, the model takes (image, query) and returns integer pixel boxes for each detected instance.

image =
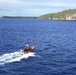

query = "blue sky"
[0,0,76,16]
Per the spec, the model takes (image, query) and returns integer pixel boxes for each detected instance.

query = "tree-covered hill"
[38,9,76,20]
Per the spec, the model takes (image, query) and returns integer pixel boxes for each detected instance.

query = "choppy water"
[0,19,76,75]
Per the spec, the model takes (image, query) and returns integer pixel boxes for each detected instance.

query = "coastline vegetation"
[38,9,76,20]
[1,16,38,19]
[1,9,76,20]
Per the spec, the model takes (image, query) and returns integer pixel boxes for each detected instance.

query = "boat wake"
[0,50,36,65]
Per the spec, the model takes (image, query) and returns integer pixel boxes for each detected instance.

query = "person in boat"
[23,44,35,53]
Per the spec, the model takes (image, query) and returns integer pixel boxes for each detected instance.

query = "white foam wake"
[0,50,35,65]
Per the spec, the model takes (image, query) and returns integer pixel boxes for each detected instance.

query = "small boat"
[24,46,35,53]
[20,46,35,55]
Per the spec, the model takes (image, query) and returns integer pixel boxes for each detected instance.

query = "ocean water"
[0,19,76,75]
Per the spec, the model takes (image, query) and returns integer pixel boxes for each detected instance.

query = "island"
[38,9,76,20]
[1,16,38,19]
[1,9,76,20]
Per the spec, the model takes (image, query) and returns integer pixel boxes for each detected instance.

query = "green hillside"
[38,9,76,20]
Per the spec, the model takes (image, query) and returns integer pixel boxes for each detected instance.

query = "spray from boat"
[0,50,36,65]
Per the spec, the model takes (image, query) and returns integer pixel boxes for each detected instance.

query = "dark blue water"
[0,19,76,75]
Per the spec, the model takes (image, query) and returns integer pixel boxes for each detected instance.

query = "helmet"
[25,44,29,47]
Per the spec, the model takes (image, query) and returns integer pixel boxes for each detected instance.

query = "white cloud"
[0,0,76,16]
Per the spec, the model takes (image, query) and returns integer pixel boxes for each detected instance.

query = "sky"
[0,0,76,16]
